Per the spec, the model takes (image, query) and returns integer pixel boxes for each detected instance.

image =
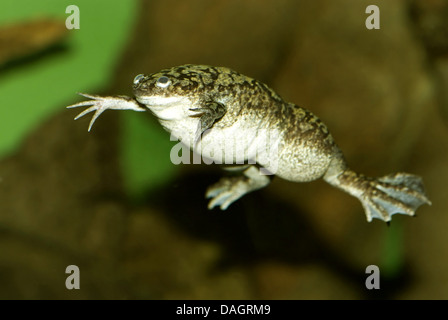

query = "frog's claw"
[67,93,146,131]
[360,173,431,222]
[189,100,226,145]
[325,170,431,223]
[205,165,270,210]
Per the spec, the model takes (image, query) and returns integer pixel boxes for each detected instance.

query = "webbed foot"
[327,170,431,222]
[360,173,431,222]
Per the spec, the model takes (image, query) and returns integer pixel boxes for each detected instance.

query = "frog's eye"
[155,76,171,88]
[133,74,145,86]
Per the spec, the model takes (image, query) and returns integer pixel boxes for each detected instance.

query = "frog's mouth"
[136,95,190,121]
[136,95,186,106]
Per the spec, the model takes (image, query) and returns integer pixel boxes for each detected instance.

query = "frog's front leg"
[206,165,271,210]
[66,93,146,131]
[189,100,226,144]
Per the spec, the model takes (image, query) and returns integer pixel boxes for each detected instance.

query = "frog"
[67,64,431,223]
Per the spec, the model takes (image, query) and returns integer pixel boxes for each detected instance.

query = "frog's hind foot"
[360,173,431,222]
[327,170,431,223]
[205,165,270,210]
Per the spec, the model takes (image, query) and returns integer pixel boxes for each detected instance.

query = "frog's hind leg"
[325,169,431,222]
[206,165,271,210]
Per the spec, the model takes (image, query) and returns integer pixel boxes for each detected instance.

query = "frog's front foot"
[66,93,146,131]
[205,165,270,210]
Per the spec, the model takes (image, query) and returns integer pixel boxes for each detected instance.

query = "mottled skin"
[67,64,431,222]
[133,65,339,181]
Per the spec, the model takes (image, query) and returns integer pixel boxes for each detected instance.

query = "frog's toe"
[205,169,270,210]
[207,191,236,210]
[206,177,244,210]
[206,178,236,199]
[67,93,145,131]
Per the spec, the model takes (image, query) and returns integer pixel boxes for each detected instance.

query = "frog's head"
[133,64,215,121]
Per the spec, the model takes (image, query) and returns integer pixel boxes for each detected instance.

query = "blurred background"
[0,0,447,299]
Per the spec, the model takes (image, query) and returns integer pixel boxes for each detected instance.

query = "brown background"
[0,0,447,299]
